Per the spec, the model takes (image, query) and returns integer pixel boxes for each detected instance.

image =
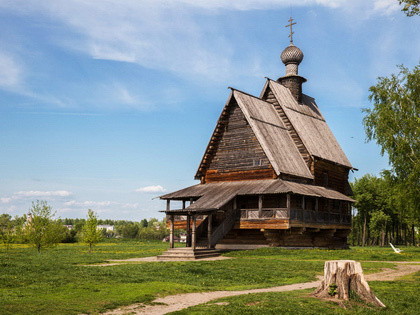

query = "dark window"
[322,172,329,186]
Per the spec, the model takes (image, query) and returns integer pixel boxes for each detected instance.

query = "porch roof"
[160,179,355,213]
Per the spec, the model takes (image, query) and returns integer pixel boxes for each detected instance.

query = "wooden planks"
[205,169,275,183]
[235,219,289,229]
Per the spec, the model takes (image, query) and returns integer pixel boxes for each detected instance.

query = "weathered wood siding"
[204,99,273,182]
[313,159,350,194]
[262,87,312,167]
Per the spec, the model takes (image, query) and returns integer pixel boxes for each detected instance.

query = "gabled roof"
[263,79,353,168]
[160,179,355,212]
[195,89,313,180]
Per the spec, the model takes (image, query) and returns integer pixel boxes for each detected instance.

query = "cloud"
[15,190,72,197]
[372,0,400,15]
[135,185,166,193]
[0,51,23,88]
[1,197,12,204]
[0,0,353,86]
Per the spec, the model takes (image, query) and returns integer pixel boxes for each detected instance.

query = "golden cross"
[285,17,296,44]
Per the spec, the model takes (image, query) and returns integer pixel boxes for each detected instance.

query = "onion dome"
[280,44,304,76]
[281,44,304,65]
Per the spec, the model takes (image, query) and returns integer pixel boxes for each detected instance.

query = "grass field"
[1,241,419,315]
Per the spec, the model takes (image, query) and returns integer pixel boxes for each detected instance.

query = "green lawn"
[1,241,419,315]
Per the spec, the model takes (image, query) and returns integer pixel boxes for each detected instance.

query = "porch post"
[169,214,175,248]
[258,195,263,218]
[186,213,191,247]
[207,214,213,249]
[192,214,197,249]
[328,199,331,223]
[286,194,291,218]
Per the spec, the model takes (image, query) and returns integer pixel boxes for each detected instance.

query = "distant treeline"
[0,212,170,245]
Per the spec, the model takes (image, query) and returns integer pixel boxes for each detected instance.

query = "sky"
[0,0,419,221]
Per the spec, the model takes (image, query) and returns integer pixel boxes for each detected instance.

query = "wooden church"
[159,20,355,258]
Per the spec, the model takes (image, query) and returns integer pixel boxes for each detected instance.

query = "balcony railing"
[290,209,351,224]
[240,208,288,219]
[169,209,351,225]
[240,208,350,225]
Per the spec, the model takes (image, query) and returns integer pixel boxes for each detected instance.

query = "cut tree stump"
[313,260,385,307]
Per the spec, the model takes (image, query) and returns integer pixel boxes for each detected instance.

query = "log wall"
[204,99,274,182]
[313,159,350,194]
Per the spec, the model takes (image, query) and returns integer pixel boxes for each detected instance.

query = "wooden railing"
[239,208,350,225]
[290,209,351,225]
[240,208,288,220]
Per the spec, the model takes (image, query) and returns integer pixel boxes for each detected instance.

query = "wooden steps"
[157,247,221,260]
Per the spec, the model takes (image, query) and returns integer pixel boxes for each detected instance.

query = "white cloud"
[15,190,72,197]
[135,185,166,193]
[0,190,73,204]
[373,0,400,15]
[0,51,22,88]
[1,197,12,204]
[0,0,353,86]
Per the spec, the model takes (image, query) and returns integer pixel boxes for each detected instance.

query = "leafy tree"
[363,64,420,219]
[120,223,140,238]
[0,214,16,252]
[81,209,102,253]
[351,175,389,246]
[23,201,66,253]
[140,218,148,228]
[0,213,12,228]
[399,0,420,16]
[369,210,391,246]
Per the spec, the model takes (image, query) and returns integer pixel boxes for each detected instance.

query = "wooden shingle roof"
[160,179,355,211]
[194,89,313,180]
[265,79,353,168]
[233,90,313,179]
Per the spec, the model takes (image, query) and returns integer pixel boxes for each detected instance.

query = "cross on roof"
[285,17,296,44]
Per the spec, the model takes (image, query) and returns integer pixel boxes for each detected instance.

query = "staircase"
[157,247,221,260]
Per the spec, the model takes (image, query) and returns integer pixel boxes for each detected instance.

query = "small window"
[253,159,262,166]
[322,172,329,186]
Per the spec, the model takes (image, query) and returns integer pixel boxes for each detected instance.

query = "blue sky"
[0,0,419,221]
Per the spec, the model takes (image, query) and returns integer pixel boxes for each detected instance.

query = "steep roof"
[195,89,313,180]
[264,79,353,168]
[160,179,355,211]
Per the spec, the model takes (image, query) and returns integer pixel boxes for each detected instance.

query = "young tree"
[82,209,102,253]
[23,201,66,253]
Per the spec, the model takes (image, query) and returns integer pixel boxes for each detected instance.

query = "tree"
[23,201,66,253]
[0,214,16,252]
[351,175,386,246]
[140,218,148,228]
[81,209,102,253]
[363,64,420,219]
[369,210,391,246]
[399,0,420,16]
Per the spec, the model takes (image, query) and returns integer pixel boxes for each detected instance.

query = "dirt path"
[99,261,420,315]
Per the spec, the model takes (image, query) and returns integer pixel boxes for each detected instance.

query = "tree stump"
[313,260,385,307]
